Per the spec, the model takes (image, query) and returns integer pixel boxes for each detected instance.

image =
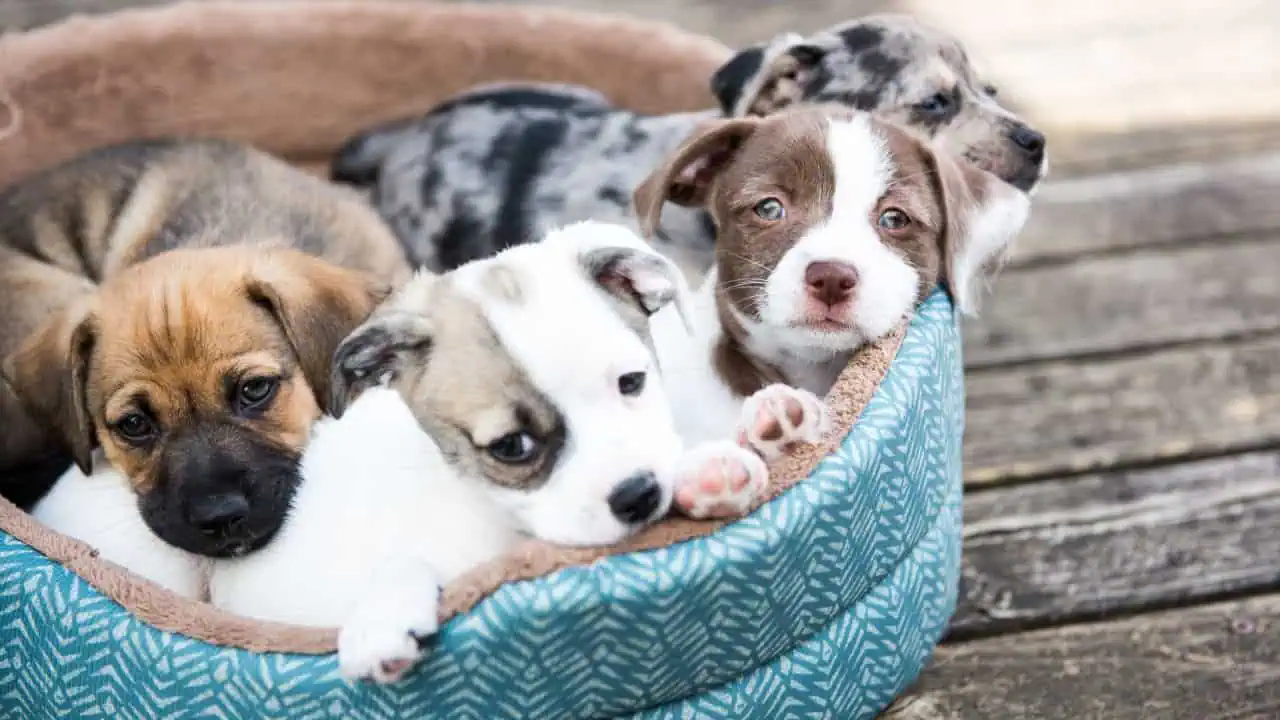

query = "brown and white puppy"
[1,139,406,552]
[636,105,1031,446]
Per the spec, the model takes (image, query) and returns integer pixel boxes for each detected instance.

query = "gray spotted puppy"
[332,14,1048,279]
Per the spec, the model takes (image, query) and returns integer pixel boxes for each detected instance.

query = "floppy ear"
[930,150,1032,316]
[328,304,433,418]
[711,32,830,117]
[632,118,759,239]
[1,303,99,473]
[580,243,694,335]
[243,251,393,413]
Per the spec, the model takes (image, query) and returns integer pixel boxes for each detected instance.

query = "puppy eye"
[917,92,953,114]
[878,208,912,232]
[237,376,280,411]
[487,432,541,465]
[753,198,786,221]
[113,413,156,444]
[983,84,999,97]
[618,371,646,397]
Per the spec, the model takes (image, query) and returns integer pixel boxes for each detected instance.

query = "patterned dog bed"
[0,3,962,718]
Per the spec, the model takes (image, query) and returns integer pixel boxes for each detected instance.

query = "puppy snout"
[1009,123,1046,160]
[185,491,251,535]
[608,471,663,524]
[804,262,858,307]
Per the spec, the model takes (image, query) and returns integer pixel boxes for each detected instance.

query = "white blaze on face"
[757,115,921,355]
[451,246,682,547]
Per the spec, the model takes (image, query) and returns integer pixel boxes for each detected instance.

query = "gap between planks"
[950,450,1280,640]
[883,594,1280,720]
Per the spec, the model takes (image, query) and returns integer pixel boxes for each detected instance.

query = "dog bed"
[0,2,962,718]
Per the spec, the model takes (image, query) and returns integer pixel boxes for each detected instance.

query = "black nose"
[608,471,663,524]
[1009,124,1046,158]
[186,492,250,535]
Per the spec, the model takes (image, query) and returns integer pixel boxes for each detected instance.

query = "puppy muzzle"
[140,425,301,558]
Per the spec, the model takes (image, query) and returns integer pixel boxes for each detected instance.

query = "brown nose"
[804,262,858,307]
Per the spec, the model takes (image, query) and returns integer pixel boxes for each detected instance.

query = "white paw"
[337,584,439,684]
[673,440,769,520]
[738,384,831,461]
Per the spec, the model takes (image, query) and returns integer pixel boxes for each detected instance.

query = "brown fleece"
[0,0,906,655]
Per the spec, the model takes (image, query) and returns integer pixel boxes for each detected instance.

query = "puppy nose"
[608,471,663,524]
[1009,124,1046,158]
[804,262,858,307]
[186,492,250,535]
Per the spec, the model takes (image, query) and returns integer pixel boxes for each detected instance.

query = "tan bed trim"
[0,0,906,654]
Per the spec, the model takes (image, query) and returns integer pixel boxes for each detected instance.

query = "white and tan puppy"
[635,105,1031,450]
[212,223,818,683]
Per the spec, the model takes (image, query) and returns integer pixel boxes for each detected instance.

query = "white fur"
[445,223,688,547]
[947,185,1030,316]
[651,115,1029,445]
[208,387,511,626]
[33,459,206,598]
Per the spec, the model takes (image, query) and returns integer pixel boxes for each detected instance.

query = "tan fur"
[4,247,390,487]
[0,0,903,651]
[0,140,408,496]
[335,275,563,492]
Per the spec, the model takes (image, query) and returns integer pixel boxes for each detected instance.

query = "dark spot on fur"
[839,25,886,54]
[696,210,719,249]
[597,186,629,206]
[420,163,445,209]
[908,86,963,133]
[492,119,567,254]
[858,51,908,89]
[620,121,650,154]
[711,47,765,115]
[426,86,610,118]
[436,200,493,270]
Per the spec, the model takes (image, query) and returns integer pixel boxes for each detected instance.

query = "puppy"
[329,14,1046,277]
[0,138,409,512]
[5,246,392,558]
[209,223,809,683]
[636,105,1031,449]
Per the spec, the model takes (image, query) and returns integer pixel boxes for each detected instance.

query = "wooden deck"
[5,1,1280,718]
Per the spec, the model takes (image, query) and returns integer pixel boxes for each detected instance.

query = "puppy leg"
[737,384,831,461]
[672,441,769,520]
[337,556,441,684]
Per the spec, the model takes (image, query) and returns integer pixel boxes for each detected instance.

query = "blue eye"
[918,93,952,114]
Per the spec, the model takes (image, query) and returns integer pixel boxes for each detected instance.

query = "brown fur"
[0,0,904,651]
[635,106,989,394]
[0,139,409,504]
[332,274,565,492]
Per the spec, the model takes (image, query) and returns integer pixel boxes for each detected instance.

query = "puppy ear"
[329,305,433,418]
[1,303,99,473]
[711,32,830,117]
[632,118,758,239]
[930,150,1031,315]
[581,243,695,334]
[243,251,392,413]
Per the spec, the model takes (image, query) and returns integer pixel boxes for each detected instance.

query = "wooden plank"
[963,334,1280,486]
[1014,153,1280,265]
[952,451,1280,639]
[884,595,1280,720]
[967,237,1280,367]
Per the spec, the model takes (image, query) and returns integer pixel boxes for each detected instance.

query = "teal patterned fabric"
[0,289,963,720]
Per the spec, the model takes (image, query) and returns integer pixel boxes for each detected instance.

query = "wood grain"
[968,237,1280,367]
[952,451,1280,639]
[885,595,1280,720]
[1014,153,1280,265]
[963,334,1280,486]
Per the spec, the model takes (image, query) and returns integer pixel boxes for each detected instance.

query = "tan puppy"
[0,139,407,551]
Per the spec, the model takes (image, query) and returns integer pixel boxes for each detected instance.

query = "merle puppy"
[332,14,1048,278]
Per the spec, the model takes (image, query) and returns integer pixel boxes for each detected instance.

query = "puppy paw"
[337,574,440,684]
[338,621,431,685]
[673,441,769,519]
[738,384,831,461]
